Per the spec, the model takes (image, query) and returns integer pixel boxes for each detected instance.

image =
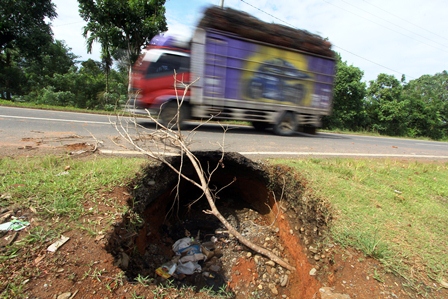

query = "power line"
[362,0,448,43]
[238,0,413,80]
[323,0,448,54]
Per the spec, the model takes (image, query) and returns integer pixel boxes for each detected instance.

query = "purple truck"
[130,6,336,135]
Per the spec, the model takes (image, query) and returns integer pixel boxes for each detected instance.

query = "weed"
[373,269,384,283]
[356,228,390,260]
[151,284,169,299]
[135,274,153,286]
[200,285,234,298]
[130,290,145,299]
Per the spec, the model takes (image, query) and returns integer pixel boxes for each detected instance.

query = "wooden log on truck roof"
[198,6,334,58]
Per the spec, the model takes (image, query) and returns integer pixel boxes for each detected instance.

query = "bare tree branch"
[112,75,296,271]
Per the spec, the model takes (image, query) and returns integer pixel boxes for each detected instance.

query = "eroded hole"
[106,152,328,298]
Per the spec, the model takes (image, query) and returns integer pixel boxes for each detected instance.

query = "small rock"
[319,287,351,299]
[57,292,72,299]
[269,283,278,295]
[265,260,276,267]
[289,229,294,235]
[309,268,317,276]
[280,275,289,287]
[258,284,263,290]
[309,246,318,254]
[246,252,252,258]
[314,254,320,261]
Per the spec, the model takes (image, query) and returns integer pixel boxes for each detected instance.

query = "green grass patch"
[0,99,128,116]
[0,155,145,219]
[271,158,448,290]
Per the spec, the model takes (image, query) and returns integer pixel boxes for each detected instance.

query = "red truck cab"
[130,35,191,120]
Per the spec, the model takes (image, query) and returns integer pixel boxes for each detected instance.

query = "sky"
[51,0,448,83]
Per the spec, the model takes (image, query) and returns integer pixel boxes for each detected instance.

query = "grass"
[271,158,448,293]
[0,99,117,115]
[0,155,144,218]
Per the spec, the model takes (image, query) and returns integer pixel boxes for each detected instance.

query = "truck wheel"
[159,101,188,130]
[273,112,297,136]
[251,121,272,131]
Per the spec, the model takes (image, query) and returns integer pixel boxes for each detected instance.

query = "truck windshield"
[145,53,190,78]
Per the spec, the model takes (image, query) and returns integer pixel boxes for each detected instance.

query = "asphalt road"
[1,106,447,159]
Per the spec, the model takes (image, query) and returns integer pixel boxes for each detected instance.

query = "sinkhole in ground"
[106,152,329,298]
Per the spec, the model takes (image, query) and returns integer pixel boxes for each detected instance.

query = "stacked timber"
[198,6,334,58]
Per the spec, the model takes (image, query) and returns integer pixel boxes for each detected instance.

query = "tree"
[365,73,406,136]
[23,40,78,94]
[0,0,57,99]
[78,0,167,67]
[322,54,367,131]
[402,71,448,139]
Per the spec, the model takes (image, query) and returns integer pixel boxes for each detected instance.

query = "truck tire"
[251,121,272,131]
[159,101,188,130]
[273,112,297,136]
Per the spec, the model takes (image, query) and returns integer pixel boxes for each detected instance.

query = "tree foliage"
[0,0,57,99]
[323,54,366,131]
[78,0,168,66]
[0,0,56,58]
[365,73,406,136]
[401,71,448,139]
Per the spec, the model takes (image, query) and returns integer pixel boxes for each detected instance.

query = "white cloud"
[50,0,448,82]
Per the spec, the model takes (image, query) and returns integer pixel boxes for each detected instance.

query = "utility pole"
[220,0,224,8]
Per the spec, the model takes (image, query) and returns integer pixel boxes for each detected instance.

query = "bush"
[36,87,76,107]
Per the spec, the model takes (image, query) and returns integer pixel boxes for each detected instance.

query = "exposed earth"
[1,141,447,299]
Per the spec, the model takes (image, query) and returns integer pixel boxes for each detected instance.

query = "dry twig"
[111,76,295,271]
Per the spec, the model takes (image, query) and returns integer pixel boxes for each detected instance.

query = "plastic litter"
[155,261,177,279]
[176,261,202,275]
[47,235,70,252]
[157,236,217,278]
[0,219,30,231]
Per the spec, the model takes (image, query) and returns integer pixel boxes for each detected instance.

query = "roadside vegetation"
[273,158,448,296]
[1,155,447,298]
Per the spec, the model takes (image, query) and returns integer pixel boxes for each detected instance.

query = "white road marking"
[414,143,447,147]
[0,114,111,125]
[100,150,448,159]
